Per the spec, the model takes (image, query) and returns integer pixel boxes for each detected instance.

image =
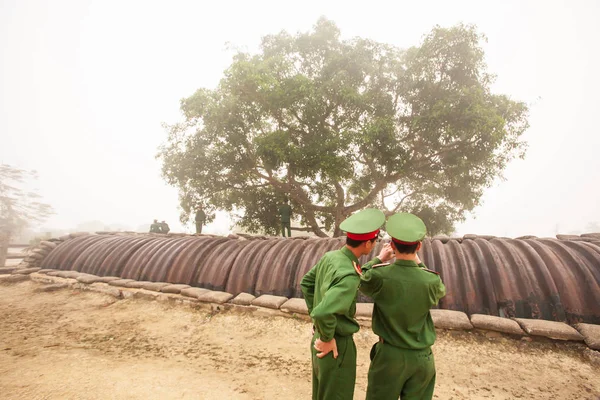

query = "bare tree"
[0,165,53,266]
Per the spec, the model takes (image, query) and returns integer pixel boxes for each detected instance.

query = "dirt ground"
[0,280,598,400]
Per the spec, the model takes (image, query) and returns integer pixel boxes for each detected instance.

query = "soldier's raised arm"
[360,243,394,297]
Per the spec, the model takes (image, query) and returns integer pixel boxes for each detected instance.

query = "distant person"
[360,212,446,400]
[278,199,292,237]
[159,220,170,234]
[195,207,206,234]
[149,219,161,233]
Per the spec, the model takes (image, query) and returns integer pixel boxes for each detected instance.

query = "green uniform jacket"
[159,223,170,233]
[278,204,292,223]
[300,247,380,342]
[149,223,161,233]
[360,259,446,349]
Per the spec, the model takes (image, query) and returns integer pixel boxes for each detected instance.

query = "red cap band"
[347,229,380,241]
[391,237,419,246]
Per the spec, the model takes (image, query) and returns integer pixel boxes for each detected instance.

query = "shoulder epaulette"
[372,262,391,269]
[421,268,440,275]
[352,261,362,276]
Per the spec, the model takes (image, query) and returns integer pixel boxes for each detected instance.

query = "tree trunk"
[298,205,329,237]
[0,232,9,268]
[332,206,348,237]
[310,226,329,238]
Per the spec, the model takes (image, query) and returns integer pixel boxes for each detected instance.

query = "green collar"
[393,259,419,268]
[340,246,359,264]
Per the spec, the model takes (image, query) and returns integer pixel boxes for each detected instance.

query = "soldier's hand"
[415,253,422,265]
[378,243,394,262]
[314,338,338,359]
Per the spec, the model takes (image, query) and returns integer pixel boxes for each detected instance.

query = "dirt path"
[0,280,598,399]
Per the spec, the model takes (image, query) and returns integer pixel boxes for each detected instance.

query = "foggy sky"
[1,0,599,237]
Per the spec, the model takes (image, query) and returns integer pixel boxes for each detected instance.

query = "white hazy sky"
[1,0,599,237]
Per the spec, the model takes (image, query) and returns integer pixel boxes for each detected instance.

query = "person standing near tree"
[195,206,206,234]
[360,212,446,400]
[300,208,394,400]
[278,199,292,237]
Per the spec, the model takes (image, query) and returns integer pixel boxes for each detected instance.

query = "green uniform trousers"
[281,221,291,237]
[366,341,436,400]
[311,333,357,400]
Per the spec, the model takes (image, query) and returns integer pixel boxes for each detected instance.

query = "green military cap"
[339,208,385,240]
[386,212,427,244]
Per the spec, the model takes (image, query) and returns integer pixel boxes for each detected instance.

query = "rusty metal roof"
[39,234,600,323]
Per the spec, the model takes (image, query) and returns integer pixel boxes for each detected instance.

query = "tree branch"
[291,109,309,127]
[334,181,345,208]
[291,226,326,232]
[392,190,421,213]
[344,179,388,214]
[249,169,330,236]
[383,185,401,198]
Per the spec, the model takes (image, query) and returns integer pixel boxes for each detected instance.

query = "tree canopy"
[159,18,529,237]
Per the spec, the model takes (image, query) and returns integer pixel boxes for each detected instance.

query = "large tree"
[159,19,528,237]
[0,164,53,265]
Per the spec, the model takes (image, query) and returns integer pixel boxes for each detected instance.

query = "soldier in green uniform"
[360,212,446,400]
[300,208,394,400]
[149,219,161,233]
[159,220,170,234]
[195,207,206,234]
[278,199,292,237]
